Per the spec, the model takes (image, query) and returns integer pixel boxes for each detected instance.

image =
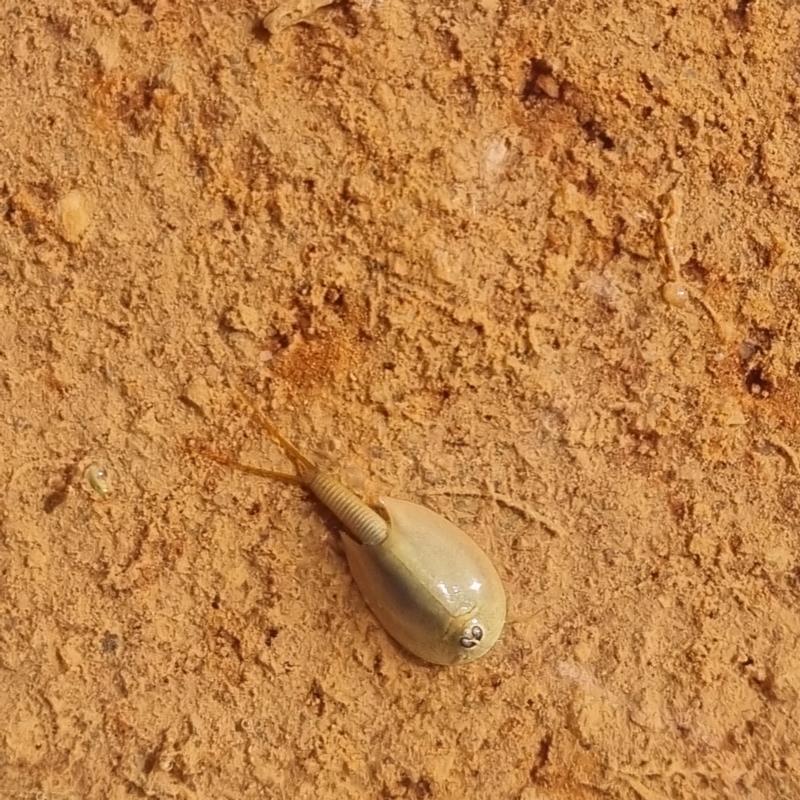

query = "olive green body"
[340,496,506,665]
[199,398,508,667]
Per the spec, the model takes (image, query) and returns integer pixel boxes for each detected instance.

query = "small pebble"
[57,189,92,243]
[371,80,396,112]
[93,34,120,73]
[535,74,561,99]
[181,376,212,416]
[222,302,260,335]
[661,281,689,307]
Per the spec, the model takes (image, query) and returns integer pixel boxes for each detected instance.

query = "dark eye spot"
[459,624,485,649]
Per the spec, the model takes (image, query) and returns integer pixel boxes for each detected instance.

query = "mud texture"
[1,2,799,799]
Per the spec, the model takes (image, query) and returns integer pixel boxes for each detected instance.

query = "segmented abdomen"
[307,471,388,546]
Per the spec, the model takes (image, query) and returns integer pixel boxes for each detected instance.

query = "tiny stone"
[93,34,120,73]
[344,173,376,203]
[535,74,561,99]
[432,248,459,284]
[181,376,211,416]
[371,80,396,112]
[223,302,260,335]
[739,340,758,361]
[387,252,409,276]
[573,640,593,664]
[721,400,746,426]
[157,60,188,94]
[661,280,689,307]
[57,189,92,243]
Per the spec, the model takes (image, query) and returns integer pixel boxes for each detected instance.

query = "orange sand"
[1,2,799,798]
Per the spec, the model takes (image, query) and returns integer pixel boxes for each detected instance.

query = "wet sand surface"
[1,2,799,798]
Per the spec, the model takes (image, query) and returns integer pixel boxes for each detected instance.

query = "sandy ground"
[1,1,799,798]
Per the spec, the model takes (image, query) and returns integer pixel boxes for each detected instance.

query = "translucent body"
[197,398,507,666]
[84,464,111,497]
[342,496,506,665]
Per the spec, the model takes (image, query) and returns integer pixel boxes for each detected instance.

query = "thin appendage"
[190,446,306,485]
[308,471,388,546]
[232,390,316,478]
